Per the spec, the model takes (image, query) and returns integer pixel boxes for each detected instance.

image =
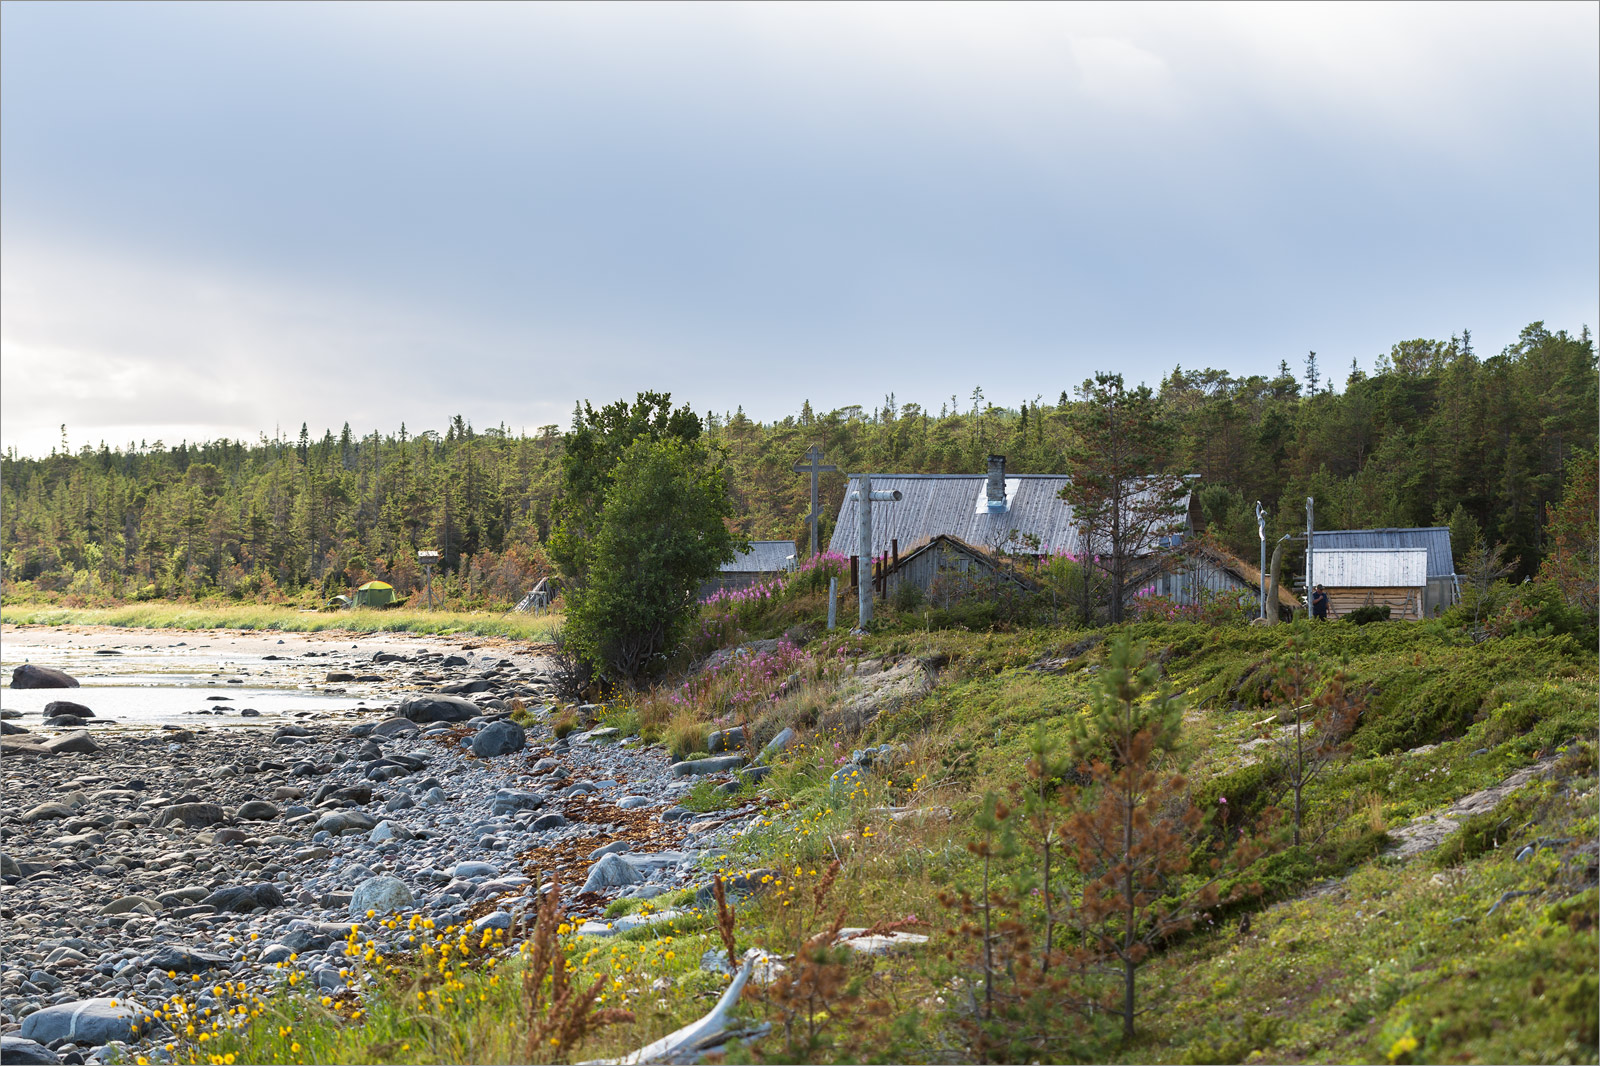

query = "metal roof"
[826,474,1187,559]
[1310,547,1428,588]
[1309,527,1454,578]
[721,540,796,574]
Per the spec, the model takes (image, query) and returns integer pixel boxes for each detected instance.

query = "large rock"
[669,755,747,778]
[490,789,545,816]
[470,719,526,758]
[156,802,227,828]
[0,1035,59,1064]
[143,946,229,973]
[399,694,479,723]
[99,895,163,916]
[19,997,148,1046]
[42,700,94,718]
[371,717,420,739]
[580,852,641,894]
[20,802,74,823]
[763,726,797,756]
[202,883,284,913]
[236,800,280,821]
[349,874,413,917]
[314,810,376,835]
[10,665,79,690]
[42,730,102,755]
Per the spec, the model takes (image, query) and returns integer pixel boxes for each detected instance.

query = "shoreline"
[1,628,762,1065]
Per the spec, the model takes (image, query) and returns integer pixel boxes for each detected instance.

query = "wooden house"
[698,540,797,598]
[1309,547,1429,620]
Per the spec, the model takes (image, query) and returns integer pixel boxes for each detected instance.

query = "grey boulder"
[399,694,480,724]
[580,852,641,894]
[42,700,95,718]
[349,874,414,917]
[19,997,147,1046]
[470,719,526,758]
[236,800,280,821]
[0,1035,59,1064]
[670,755,747,778]
[202,883,284,913]
[10,665,79,689]
[157,803,227,828]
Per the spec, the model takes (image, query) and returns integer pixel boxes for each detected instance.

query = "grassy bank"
[0,603,562,642]
[131,615,1598,1065]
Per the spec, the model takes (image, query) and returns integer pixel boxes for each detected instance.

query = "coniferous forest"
[3,322,1594,606]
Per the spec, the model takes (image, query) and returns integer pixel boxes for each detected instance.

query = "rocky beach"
[0,627,768,1066]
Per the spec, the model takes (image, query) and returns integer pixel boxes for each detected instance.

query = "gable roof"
[827,474,1189,560]
[1180,541,1302,610]
[721,540,796,574]
[886,534,1042,591]
[1310,527,1454,578]
[1311,547,1428,587]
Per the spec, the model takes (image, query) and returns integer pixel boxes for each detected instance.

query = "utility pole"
[792,445,837,557]
[1304,497,1315,606]
[853,474,902,629]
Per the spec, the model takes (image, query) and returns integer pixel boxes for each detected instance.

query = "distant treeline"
[2,321,1593,605]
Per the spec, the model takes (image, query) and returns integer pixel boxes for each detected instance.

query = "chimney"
[986,454,1007,512]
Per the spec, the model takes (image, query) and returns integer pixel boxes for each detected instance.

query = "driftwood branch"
[585,955,755,1065]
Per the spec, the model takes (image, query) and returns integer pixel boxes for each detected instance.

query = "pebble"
[0,634,769,1065]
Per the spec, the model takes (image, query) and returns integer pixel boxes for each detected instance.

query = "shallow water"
[1,641,374,727]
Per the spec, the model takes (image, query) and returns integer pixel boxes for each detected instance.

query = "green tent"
[353,580,397,607]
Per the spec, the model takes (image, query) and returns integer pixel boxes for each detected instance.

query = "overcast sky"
[3,1,1596,458]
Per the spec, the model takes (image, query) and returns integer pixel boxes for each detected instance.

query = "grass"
[105,607,1599,1065]
[0,603,563,642]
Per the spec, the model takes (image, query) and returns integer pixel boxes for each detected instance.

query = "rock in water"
[470,719,526,757]
[42,700,95,718]
[349,875,413,917]
[398,694,480,723]
[19,997,148,1046]
[10,665,79,689]
[580,852,641,893]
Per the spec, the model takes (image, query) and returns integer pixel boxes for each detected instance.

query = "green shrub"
[1345,604,1391,625]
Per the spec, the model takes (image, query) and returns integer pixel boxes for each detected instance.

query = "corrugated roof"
[826,474,1187,559]
[1311,547,1428,588]
[1310,527,1454,578]
[721,540,796,574]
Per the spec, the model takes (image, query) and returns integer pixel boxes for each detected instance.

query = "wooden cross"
[792,445,837,556]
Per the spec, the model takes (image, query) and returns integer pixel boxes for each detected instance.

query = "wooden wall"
[1323,586,1425,621]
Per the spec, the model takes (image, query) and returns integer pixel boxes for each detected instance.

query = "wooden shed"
[1310,547,1429,620]
[883,535,1039,607]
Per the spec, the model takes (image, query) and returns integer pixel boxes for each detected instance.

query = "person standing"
[1311,584,1329,620]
